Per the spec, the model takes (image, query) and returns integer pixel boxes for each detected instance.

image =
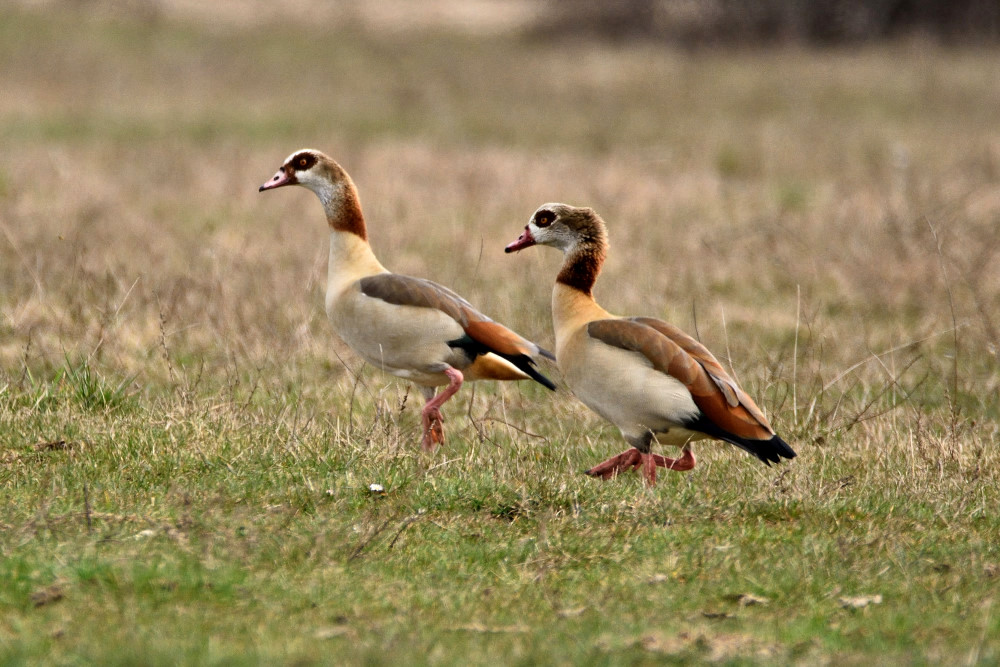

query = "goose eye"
[535,211,554,227]
[291,153,316,171]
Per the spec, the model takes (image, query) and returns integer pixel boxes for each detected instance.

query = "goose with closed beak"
[505,203,795,485]
[260,149,555,451]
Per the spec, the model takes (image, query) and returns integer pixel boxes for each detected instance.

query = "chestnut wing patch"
[586,318,774,441]
[629,317,773,423]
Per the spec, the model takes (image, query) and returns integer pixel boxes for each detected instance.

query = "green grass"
[3,362,998,664]
[3,2,1000,664]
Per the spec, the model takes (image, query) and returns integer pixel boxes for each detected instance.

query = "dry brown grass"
[2,4,998,479]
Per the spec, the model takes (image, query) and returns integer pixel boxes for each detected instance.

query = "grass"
[2,2,1000,664]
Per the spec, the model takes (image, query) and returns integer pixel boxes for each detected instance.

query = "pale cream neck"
[551,282,612,344]
[326,229,388,297]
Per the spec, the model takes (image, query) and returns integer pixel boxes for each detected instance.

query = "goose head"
[259,148,350,198]
[505,203,606,256]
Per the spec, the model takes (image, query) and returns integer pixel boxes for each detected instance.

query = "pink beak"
[259,168,295,192]
[505,227,536,253]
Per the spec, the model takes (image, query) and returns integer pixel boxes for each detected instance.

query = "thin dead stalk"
[925,217,962,433]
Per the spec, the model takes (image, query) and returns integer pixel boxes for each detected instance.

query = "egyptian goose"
[260,149,555,451]
[505,203,795,485]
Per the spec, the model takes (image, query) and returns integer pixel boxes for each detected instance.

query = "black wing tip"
[751,434,797,465]
[529,367,557,391]
[515,356,557,391]
[538,346,557,362]
[448,337,557,391]
[770,434,797,459]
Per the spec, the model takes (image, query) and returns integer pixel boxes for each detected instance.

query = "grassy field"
[2,3,1000,664]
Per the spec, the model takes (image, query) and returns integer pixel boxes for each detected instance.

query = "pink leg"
[420,405,444,450]
[420,368,463,451]
[586,447,696,485]
[643,451,658,486]
[584,448,643,480]
[652,447,696,472]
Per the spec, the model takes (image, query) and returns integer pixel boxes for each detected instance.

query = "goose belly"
[562,335,702,442]
[326,287,468,386]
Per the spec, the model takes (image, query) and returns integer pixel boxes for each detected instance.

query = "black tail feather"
[683,415,796,465]
[733,433,797,466]
[509,355,557,391]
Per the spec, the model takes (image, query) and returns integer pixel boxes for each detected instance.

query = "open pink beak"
[505,227,536,253]
[259,168,295,192]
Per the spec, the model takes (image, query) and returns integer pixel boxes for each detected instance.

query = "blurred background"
[537,0,1000,44]
[2,0,998,428]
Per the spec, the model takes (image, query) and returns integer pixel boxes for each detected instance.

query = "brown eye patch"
[534,210,554,227]
[290,152,317,171]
